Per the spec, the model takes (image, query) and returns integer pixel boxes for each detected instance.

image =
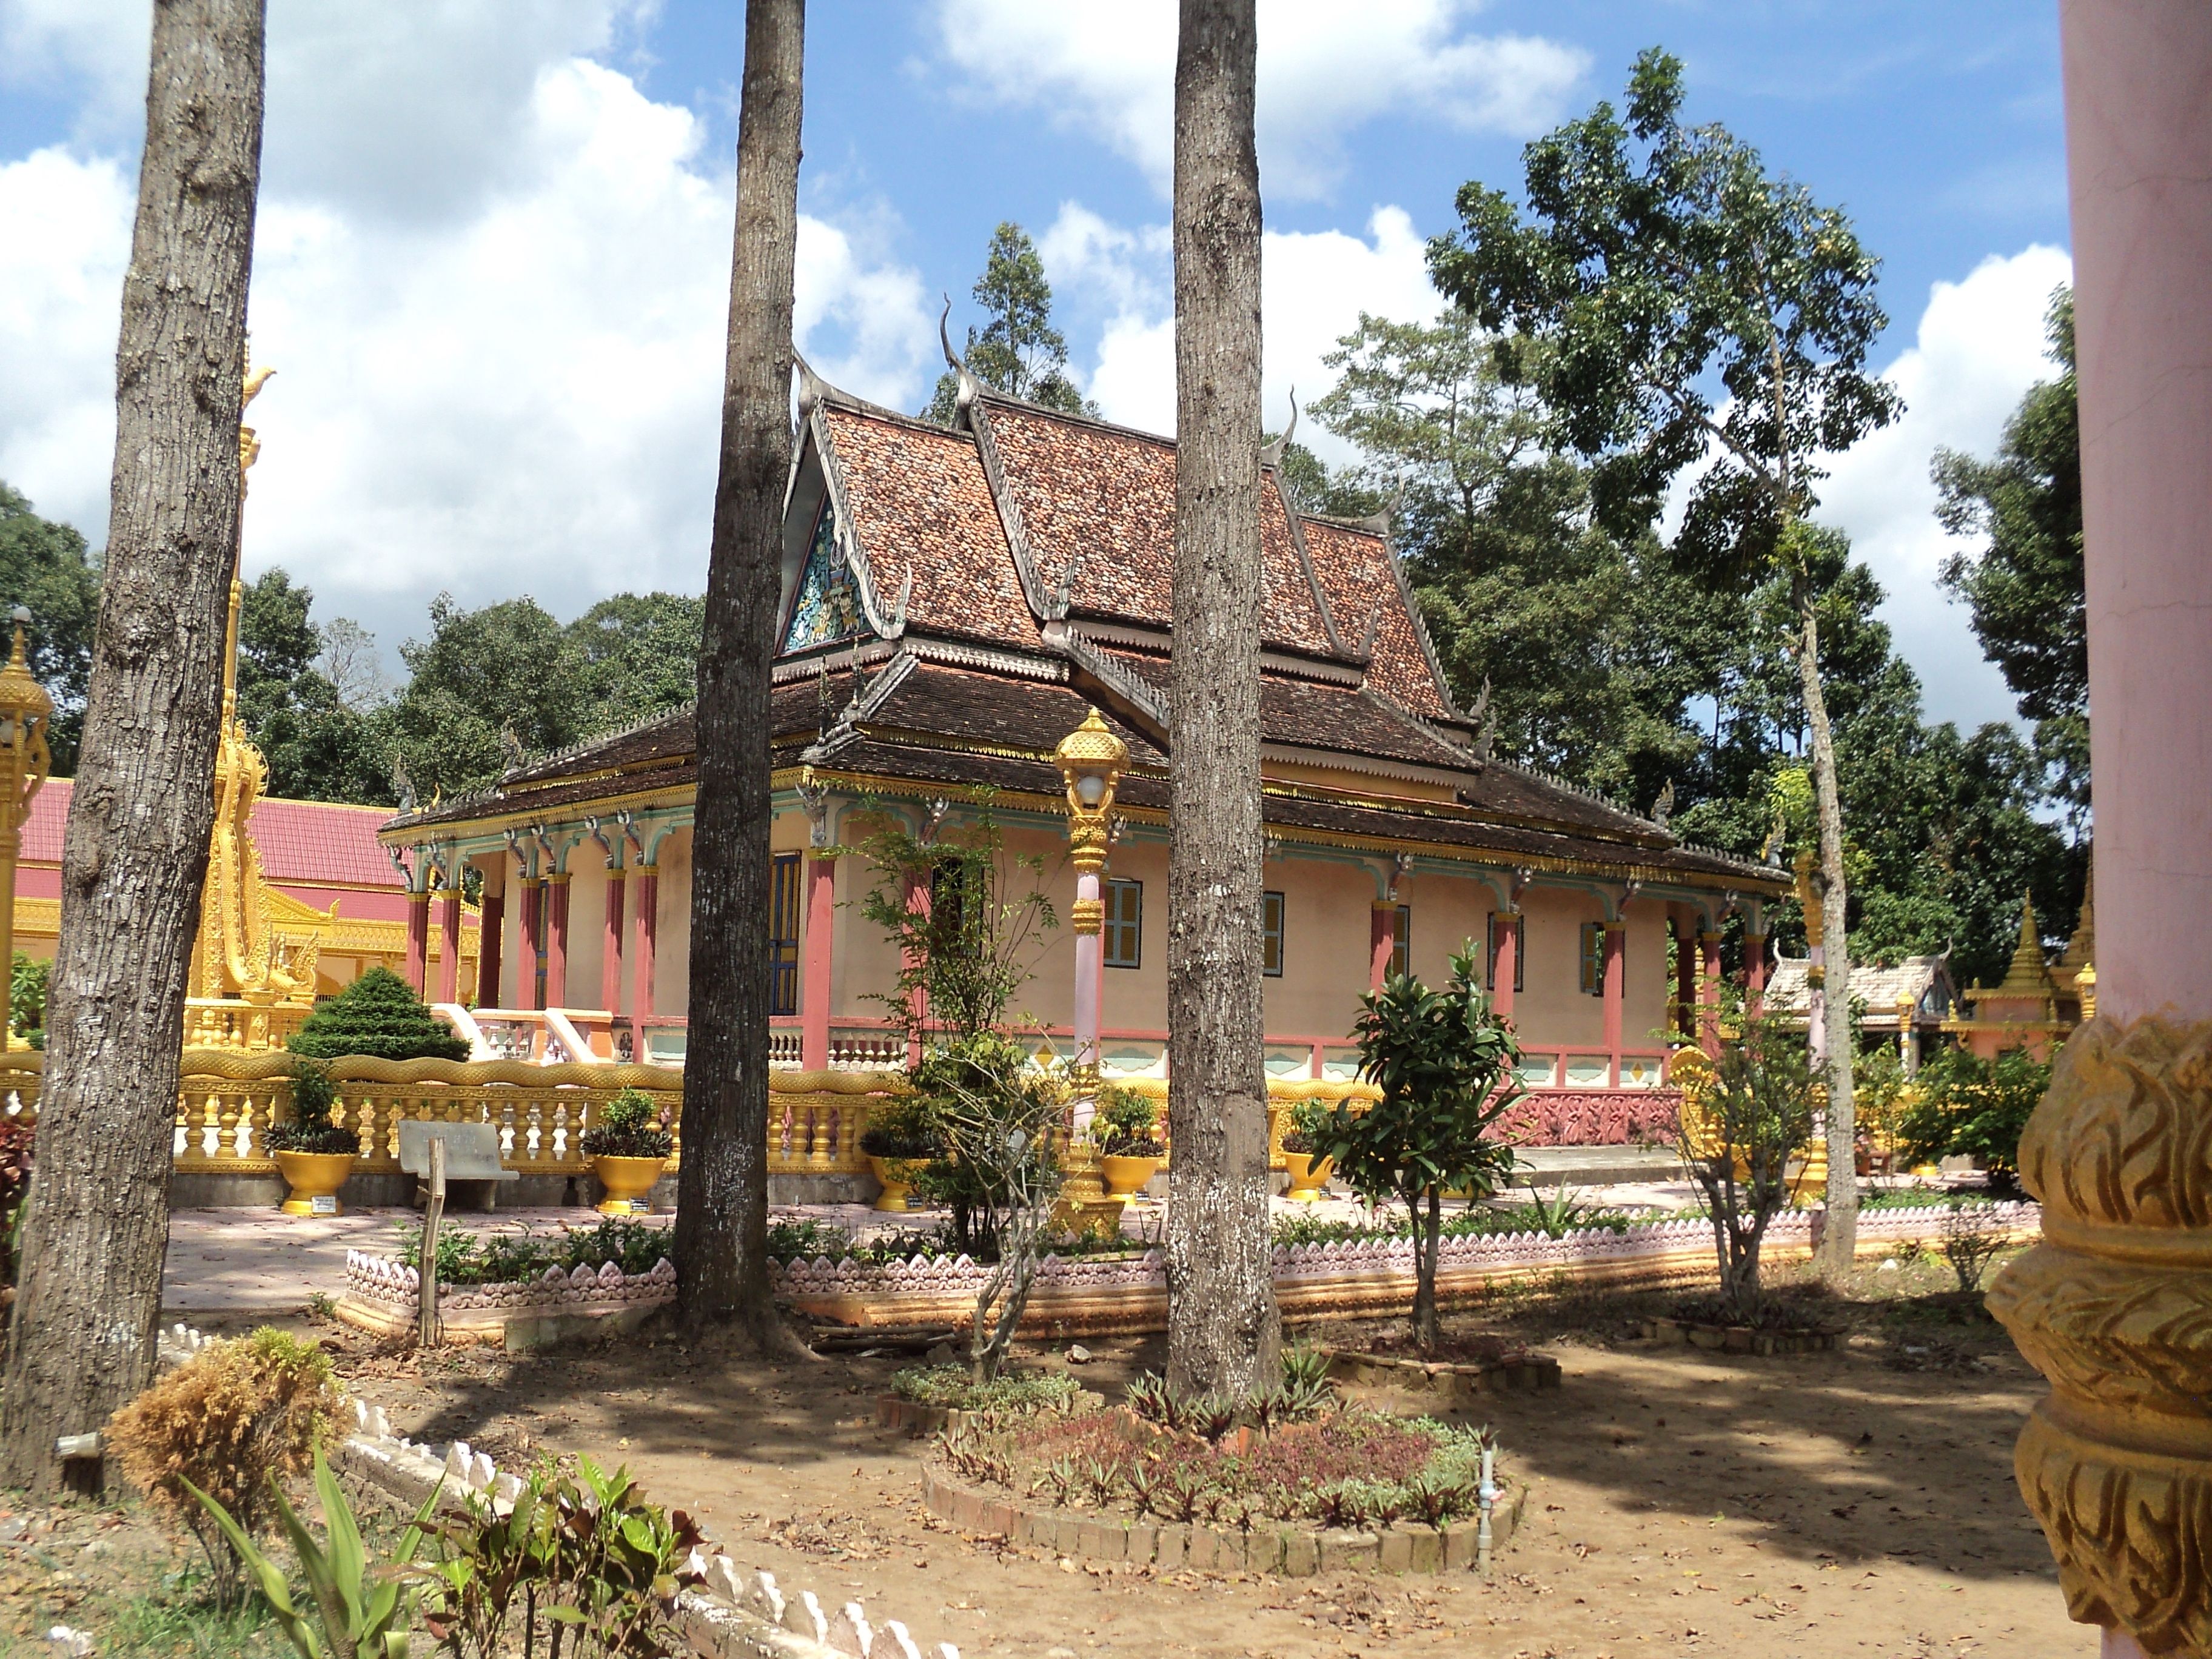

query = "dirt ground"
[212,1249,2082,1659]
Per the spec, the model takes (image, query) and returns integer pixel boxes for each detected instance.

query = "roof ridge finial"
[1260,388,1298,470]
[938,294,980,417]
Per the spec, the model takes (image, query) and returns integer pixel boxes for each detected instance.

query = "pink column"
[802,851,835,1070]
[477,890,504,1008]
[437,890,462,1004]
[1601,922,1625,1087]
[1744,930,1768,1014]
[1672,917,1696,1040]
[1073,870,1103,1071]
[601,868,625,1013]
[2064,1,2212,1024]
[1492,913,1518,1019]
[1697,931,1723,1057]
[901,871,931,1067]
[404,891,431,995]
[1369,904,1395,991]
[518,876,543,1010]
[631,865,658,1018]
[544,874,571,1008]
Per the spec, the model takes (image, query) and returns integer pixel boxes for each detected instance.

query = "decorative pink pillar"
[601,867,625,1014]
[1601,921,1625,1087]
[1369,903,1395,991]
[631,865,658,1019]
[1672,917,1696,1040]
[1697,931,1723,1057]
[1073,868,1103,1070]
[1985,14,2212,1657]
[518,875,543,1010]
[1492,912,1518,1019]
[437,890,462,1004]
[901,871,930,1067]
[477,888,504,1008]
[802,851,835,1070]
[543,873,571,1008]
[404,890,431,994]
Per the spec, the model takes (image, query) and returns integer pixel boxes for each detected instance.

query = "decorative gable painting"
[782,498,863,652]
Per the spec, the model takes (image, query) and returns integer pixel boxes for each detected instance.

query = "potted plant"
[579,1087,672,1214]
[266,1059,360,1216]
[1094,1084,1164,1198]
[858,1092,941,1213]
[1278,1101,1335,1202]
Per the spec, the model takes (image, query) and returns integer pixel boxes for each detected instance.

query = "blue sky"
[0,1,2070,728]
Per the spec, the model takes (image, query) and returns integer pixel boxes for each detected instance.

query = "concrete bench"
[397,1121,518,1212]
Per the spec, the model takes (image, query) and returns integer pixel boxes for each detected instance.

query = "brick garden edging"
[1322,1347,1561,1403]
[919,1465,1524,1577]
[1644,1316,1840,1356]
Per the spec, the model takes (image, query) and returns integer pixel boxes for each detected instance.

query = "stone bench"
[397,1121,518,1212]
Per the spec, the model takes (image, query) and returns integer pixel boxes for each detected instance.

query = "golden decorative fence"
[0,1053,1377,1183]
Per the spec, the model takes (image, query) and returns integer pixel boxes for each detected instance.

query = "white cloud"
[930,0,1587,199]
[0,21,931,672]
[1042,201,1438,444]
[1819,244,2074,730]
[0,0,150,139]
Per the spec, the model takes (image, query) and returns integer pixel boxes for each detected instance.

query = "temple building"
[380,368,1785,1119]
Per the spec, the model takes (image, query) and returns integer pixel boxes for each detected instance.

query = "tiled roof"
[1764,955,1956,1024]
[862,661,1164,766]
[24,779,400,890]
[1301,516,1453,718]
[817,407,1034,649]
[973,398,1336,658]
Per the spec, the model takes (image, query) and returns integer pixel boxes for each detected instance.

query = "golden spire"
[1995,895,2052,997]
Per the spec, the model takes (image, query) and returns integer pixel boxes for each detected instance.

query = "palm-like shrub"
[289,967,469,1062]
[578,1087,672,1159]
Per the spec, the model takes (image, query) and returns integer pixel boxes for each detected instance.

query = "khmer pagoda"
[380,364,1785,1128]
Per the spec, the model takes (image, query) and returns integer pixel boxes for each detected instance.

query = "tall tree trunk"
[676,0,804,1344]
[1165,0,1279,1400]
[0,0,266,1493]
[1796,582,1858,1278]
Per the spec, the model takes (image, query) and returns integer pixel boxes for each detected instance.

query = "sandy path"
[302,1259,2091,1659]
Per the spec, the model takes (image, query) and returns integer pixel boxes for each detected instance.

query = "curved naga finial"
[938,294,980,415]
[1259,389,1299,468]
[1356,476,1407,537]
[793,349,827,419]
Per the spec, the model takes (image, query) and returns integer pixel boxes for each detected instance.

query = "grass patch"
[890,1365,1084,1414]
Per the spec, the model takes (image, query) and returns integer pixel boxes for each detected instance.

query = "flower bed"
[337,1248,675,1344]
[878,1365,1096,1436]
[924,1399,1518,1575]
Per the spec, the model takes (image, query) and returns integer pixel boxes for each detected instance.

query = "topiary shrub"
[263,1057,360,1155]
[106,1327,348,1608]
[289,967,469,1062]
[578,1087,672,1159]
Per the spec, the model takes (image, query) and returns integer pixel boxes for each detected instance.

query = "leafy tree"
[571,592,704,728]
[1934,286,2086,816]
[386,594,588,798]
[0,483,102,774]
[1431,47,1903,1274]
[232,569,394,803]
[1307,944,1522,1353]
[1672,1004,1815,1321]
[1893,1044,2049,1196]
[926,223,1091,420]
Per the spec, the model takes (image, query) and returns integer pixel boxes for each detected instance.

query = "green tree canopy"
[926,223,1091,421]
[0,483,102,774]
[1933,286,2086,813]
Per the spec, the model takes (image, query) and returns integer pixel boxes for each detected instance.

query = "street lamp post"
[1054,709,1130,1232]
[0,608,53,1048]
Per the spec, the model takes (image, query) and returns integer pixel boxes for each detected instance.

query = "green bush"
[10,950,47,1041]
[263,1057,359,1155]
[289,967,469,1061]
[1094,1084,1162,1157]
[578,1086,672,1159]
[856,1089,942,1161]
[1895,1045,2049,1188]
[390,1217,672,1287]
[891,1365,1082,1414]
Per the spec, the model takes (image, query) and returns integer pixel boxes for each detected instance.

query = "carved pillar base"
[1986,1016,2212,1657]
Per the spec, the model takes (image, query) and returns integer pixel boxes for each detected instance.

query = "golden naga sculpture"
[184,360,320,1025]
[1986,1014,2212,1655]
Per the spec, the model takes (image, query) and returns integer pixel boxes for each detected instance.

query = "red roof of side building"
[21,778,403,892]
[1301,515,1453,720]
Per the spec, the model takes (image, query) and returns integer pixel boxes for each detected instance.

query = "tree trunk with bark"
[1797,583,1858,1278]
[0,0,266,1493]
[1164,0,1280,1401]
[675,0,804,1344]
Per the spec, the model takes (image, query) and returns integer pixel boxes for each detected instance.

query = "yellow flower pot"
[1283,1152,1333,1202]
[274,1150,356,1217]
[1101,1153,1161,1198]
[592,1154,667,1215]
[869,1156,920,1212]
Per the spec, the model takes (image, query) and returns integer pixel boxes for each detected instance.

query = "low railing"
[183,999,313,1053]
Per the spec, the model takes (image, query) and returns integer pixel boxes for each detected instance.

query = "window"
[1579,920,1609,997]
[1486,912,1521,991]
[1390,904,1411,980]
[769,853,802,1015]
[1104,878,1142,968]
[1262,890,1286,977]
